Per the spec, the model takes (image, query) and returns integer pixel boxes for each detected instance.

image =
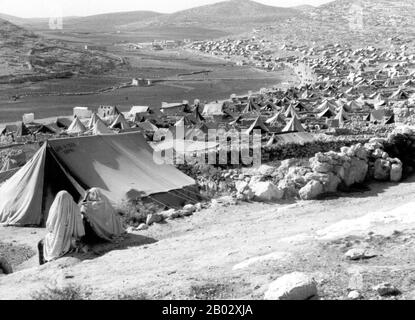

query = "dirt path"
[1,177,415,299]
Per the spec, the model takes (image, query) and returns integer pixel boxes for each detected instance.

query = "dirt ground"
[1,176,415,300]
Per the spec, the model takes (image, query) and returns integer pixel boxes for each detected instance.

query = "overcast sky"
[0,0,333,18]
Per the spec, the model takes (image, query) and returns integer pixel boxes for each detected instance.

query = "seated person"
[79,187,125,243]
[38,191,85,265]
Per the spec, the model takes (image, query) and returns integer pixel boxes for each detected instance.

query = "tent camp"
[0,133,197,226]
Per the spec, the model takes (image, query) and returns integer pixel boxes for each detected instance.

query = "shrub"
[31,283,92,300]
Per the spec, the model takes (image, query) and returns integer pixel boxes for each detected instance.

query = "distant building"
[84,45,107,51]
[73,107,92,119]
[132,78,152,87]
[22,113,35,124]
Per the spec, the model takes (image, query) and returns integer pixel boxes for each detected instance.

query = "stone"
[299,180,324,200]
[194,203,202,211]
[390,163,403,182]
[342,158,368,187]
[345,248,376,260]
[348,290,361,300]
[373,283,401,296]
[250,181,283,202]
[146,213,163,225]
[0,256,13,275]
[311,160,333,174]
[183,204,196,214]
[235,181,249,194]
[136,223,148,231]
[160,209,178,220]
[264,272,317,300]
[374,159,391,181]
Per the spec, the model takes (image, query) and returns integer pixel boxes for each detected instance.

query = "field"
[0,47,296,123]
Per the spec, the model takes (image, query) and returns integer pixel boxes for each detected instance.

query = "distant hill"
[121,0,300,32]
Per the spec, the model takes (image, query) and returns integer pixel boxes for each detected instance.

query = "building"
[73,107,92,119]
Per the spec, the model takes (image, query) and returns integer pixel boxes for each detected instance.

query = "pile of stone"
[233,139,403,202]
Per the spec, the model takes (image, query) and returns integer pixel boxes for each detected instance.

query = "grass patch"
[31,283,92,300]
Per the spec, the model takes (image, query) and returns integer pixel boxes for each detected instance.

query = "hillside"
[0,18,124,82]
[254,0,415,47]
[115,0,301,33]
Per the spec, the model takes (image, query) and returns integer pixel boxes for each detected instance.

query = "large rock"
[342,158,368,187]
[372,283,401,296]
[0,256,13,275]
[264,272,317,300]
[305,172,340,193]
[374,159,391,181]
[299,180,324,200]
[250,181,283,202]
[390,162,403,182]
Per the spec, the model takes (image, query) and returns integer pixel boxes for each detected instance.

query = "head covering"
[81,188,124,241]
[44,191,85,262]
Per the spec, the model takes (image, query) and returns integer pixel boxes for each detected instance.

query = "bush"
[117,200,163,227]
[31,283,92,300]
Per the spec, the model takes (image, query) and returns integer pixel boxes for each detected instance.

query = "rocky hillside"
[254,0,415,47]
[0,18,123,82]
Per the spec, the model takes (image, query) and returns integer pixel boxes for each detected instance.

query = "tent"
[390,89,409,100]
[282,116,305,133]
[334,108,350,125]
[284,105,299,118]
[35,125,59,134]
[242,99,259,114]
[229,115,242,126]
[0,133,197,226]
[87,113,102,129]
[317,107,336,119]
[92,118,113,135]
[384,114,395,125]
[56,118,72,129]
[67,117,87,135]
[137,120,159,133]
[110,114,131,130]
[265,112,286,126]
[244,116,269,135]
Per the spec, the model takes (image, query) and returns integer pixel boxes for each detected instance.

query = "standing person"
[38,191,85,265]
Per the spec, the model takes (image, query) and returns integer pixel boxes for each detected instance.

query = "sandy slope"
[1,177,415,300]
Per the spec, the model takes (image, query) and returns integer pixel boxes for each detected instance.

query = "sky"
[0,0,333,18]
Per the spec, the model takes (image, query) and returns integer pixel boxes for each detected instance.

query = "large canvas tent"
[0,133,197,226]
